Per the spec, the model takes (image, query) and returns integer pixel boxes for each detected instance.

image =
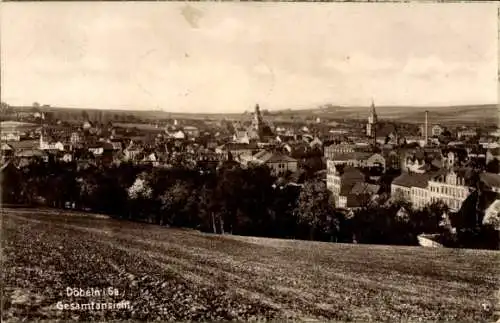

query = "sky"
[1,2,498,113]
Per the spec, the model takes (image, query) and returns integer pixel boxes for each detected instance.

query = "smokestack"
[424,110,428,146]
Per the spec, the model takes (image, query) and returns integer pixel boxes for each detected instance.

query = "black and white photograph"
[1,1,499,322]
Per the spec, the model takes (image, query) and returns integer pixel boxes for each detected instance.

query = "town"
[1,101,499,249]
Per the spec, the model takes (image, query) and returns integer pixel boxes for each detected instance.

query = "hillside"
[6,103,498,124]
[287,104,499,124]
[2,208,499,322]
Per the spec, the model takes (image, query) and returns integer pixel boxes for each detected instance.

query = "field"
[8,104,498,125]
[2,208,500,322]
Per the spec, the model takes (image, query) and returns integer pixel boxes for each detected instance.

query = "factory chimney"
[424,110,429,147]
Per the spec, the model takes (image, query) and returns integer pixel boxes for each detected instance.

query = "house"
[169,130,186,140]
[15,149,49,165]
[309,137,323,150]
[465,147,486,161]
[287,141,311,158]
[107,140,123,151]
[329,152,386,171]
[486,148,500,164]
[233,131,250,144]
[1,132,21,141]
[88,142,114,156]
[324,144,356,160]
[457,129,477,139]
[1,143,14,158]
[8,140,41,152]
[489,129,500,137]
[326,165,367,209]
[381,149,401,170]
[183,126,200,138]
[276,134,296,144]
[431,125,445,137]
[61,153,73,163]
[402,151,429,174]
[480,172,500,193]
[142,152,160,167]
[215,143,259,161]
[83,121,93,130]
[39,134,65,151]
[70,132,81,144]
[124,143,143,161]
[251,151,298,177]
[344,183,380,210]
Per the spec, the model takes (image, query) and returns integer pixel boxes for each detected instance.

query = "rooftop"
[350,182,380,195]
[480,172,500,190]
[254,151,297,164]
[7,140,39,151]
[332,152,374,161]
[392,172,441,189]
[15,149,47,158]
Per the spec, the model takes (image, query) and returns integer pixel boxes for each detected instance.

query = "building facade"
[324,144,356,160]
[391,170,471,211]
[428,171,471,212]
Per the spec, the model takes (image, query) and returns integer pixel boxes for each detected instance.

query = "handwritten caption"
[56,287,131,311]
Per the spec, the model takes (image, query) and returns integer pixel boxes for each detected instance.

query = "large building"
[326,162,378,209]
[428,171,471,211]
[391,169,472,212]
[324,143,356,160]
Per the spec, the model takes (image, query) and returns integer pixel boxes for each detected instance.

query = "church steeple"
[252,104,263,131]
[366,100,378,140]
[368,99,377,124]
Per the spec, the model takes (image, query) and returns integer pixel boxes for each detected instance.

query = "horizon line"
[5,102,498,114]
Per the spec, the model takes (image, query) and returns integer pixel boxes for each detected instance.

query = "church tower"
[251,104,264,132]
[366,100,378,139]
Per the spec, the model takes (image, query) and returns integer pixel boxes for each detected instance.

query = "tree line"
[1,158,497,249]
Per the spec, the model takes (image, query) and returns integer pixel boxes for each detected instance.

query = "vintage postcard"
[1,1,499,322]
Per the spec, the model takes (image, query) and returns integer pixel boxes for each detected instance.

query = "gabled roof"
[265,152,297,163]
[254,151,297,164]
[1,143,13,150]
[350,182,380,195]
[392,173,430,188]
[0,161,17,172]
[183,126,199,131]
[332,152,373,161]
[15,149,47,158]
[8,140,39,151]
[253,150,269,160]
[109,141,122,150]
[340,166,365,178]
[487,148,500,156]
[480,172,500,189]
[225,143,258,150]
[289,169,306,183]
[345,194,371,208]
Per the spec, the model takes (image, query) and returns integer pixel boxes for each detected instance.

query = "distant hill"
[281,104,499,124]
[6,103,498,125]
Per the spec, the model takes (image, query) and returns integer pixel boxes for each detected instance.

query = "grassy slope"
[2,208,499,322]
